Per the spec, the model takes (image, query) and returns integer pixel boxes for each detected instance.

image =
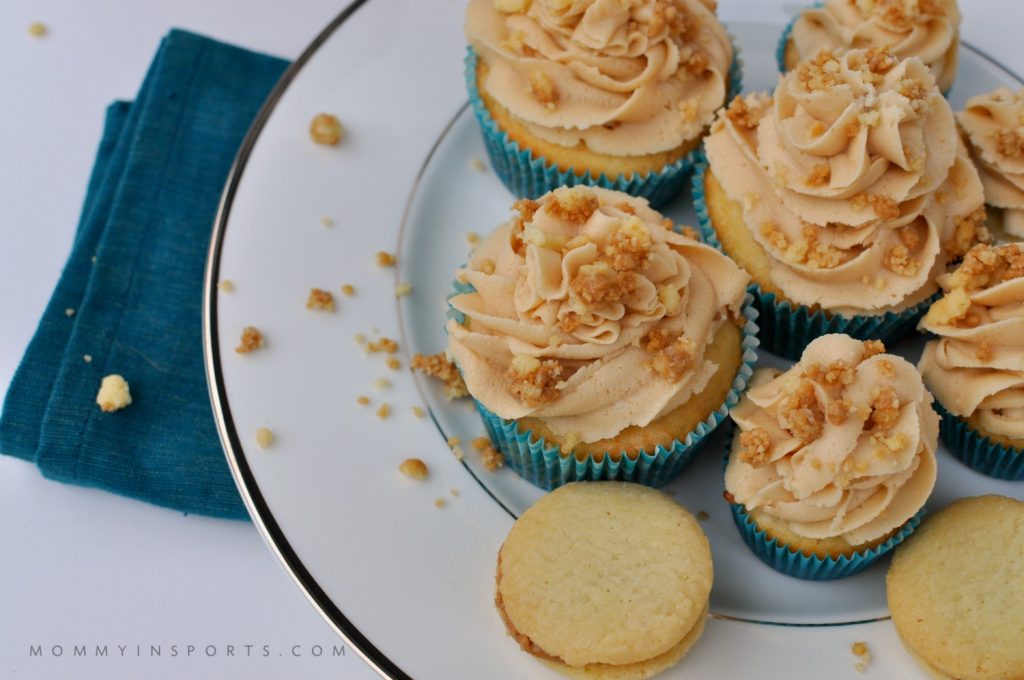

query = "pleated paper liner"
[934,400,1024,481]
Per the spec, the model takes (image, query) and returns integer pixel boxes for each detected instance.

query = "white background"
[0,1,1017,679]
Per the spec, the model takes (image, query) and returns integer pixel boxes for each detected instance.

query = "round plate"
[204,2,1024,678]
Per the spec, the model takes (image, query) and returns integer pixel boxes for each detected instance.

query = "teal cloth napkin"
[0,30,288,519]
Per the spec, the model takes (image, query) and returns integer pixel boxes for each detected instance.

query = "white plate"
[204,2,1024,678]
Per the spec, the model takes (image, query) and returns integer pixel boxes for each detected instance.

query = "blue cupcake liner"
[934,401,1024,481]
[691,152,936,360]
[720,424,925,580]
[465,44,743,209]
[449,276,760,490]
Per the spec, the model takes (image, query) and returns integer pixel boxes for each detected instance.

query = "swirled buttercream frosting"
[919,243,1024,442]
[704,47,986,315]
[465,0,734,155]
[725,334,938,545]
[789,0,960,93]
[957,88,1024,239]
[446,186,749,443]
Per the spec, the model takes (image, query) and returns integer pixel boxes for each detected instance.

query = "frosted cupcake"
[780,0,961,95]
[447,186,755,489]
[918,243,1024,480]
[465,0,738,207]
[698,47,986,358]
[958,88,1024,241]
[725,334,938,580]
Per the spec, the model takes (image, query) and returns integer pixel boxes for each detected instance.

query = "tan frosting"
[704,48,985,314]
[725,334,938,545]
[957,88,1024,239]
[465,0,733,156]
[447,186,749,444]
[790,0,960,93]
[919,243,1024,440]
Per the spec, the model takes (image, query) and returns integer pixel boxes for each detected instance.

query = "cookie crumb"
[851,641,870,672]
[65,308,75,317]
[411,406,426,419]
[470,157,487,172]
[375,251,397,267]
[399,457,428,480]
[306,288,335,311]
[376,403,391,420]
[309,113,344,146]
[218,279,234,292]
[356,395,370,406]
[83,354,93,363]
[466,231,481,246]
[354,333,367,344]
[341,284,355,296]
[372,378,392,390]
[235,326,265,353]
[411,352,469,399]
[255,427,274,449]
[386,357,401,371]
[320,216,334,227]
[449,488,460,497]
[28,22,48,38]
[367,337,399,354]
[433,498,447,509]
[697,510,710,521]
[395,282,413,298]
[96,375,131,413]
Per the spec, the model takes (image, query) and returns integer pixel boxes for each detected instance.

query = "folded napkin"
[0,30,288,519]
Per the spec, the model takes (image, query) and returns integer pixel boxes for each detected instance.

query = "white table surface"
[0,2,1017,679]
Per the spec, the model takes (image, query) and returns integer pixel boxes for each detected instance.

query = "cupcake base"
[693,156,935,360]
[935,401,1024,481]
[466,47,743,208]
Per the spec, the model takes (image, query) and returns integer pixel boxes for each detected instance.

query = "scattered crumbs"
[449,488,460,497]
[218,279,234,292]
[376,403,391,420]
[466,231,481,246]
[399,457,428,480]
[309,113,344,146]
[386,357,401,371]
[477,439,505,471]
[395,282,413,298]
[697,510,710,522]
[341,284,355,297]
[96,375,131,413]
[354,333,367,344]
[28,22,48,38]
[411,406,426,419]
[83,354,93,363]
[366,337,399,354]
[372,378,392,390]
[471,436,490,451]
[447,436,465,461]
[375,251,397,267]
[235,326,265,353]
[852,641,870,673]
[320,216,334,227]
[65,308,75,317]
[306,288,335,312]
[470,157,487,172]
[356,395,371,406]
[433,498,447,509]
[447,436,462,447]
[411,352,469,399]
[255,427,275,449]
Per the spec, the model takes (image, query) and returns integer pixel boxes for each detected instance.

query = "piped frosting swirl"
[725,334,938,546]
[465,0,734,155]
[789,0,960,94]
[704,47,986,314]
[447,186,749,443]
[957,88,1024,239]
[919,243,1024,442]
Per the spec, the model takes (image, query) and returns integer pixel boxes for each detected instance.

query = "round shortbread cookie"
[496,482,713,675]
[887,495,1024,680]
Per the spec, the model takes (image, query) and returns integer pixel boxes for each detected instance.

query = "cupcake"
[447,186,755,489]
[464,0,738,207]
[957,88,1024,241]
[779,0,961,95]
[698,47,986,359]
[918,243,1024,480]
[496,482,713,678]
[724,334,938,580]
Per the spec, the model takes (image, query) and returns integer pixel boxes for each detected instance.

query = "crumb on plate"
[376,403,391,420]
[218,279,234,292]
[236,326,265,353]
[411,352,468,399]
[399,457,428,480]
[309,113,344,146]
[375,251,397,267]
[306,288,335,312]
[255,427,275,449]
